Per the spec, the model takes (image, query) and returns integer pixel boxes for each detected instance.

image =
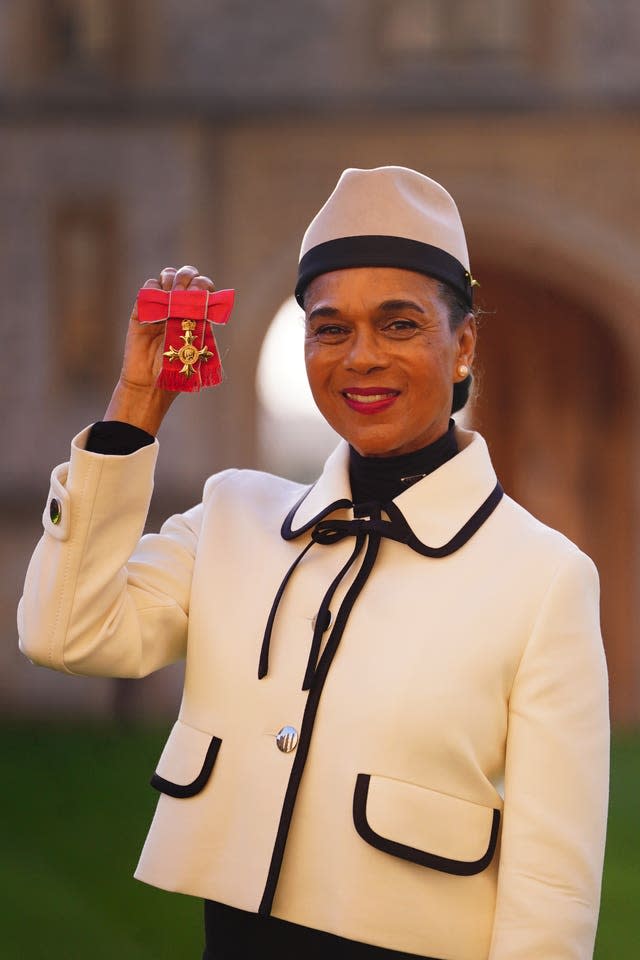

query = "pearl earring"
[457,363,470,379]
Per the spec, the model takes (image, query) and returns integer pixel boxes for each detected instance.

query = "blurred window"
[51,199,118,391]
[380,0,529,61]
[38,0,127,76]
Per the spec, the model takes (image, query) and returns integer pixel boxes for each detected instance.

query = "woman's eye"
[310,325,349,341]
[385,319,418,337]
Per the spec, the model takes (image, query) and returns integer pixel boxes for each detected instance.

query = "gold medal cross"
[164,319,214,377]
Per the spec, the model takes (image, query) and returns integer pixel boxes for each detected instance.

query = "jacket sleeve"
[489,547,610,960]
[17,426,228,679]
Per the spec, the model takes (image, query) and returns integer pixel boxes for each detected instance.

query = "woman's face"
[304,267,476,457]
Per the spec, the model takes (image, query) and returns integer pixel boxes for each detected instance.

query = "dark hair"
[437,281,474,414]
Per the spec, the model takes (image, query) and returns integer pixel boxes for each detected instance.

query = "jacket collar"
[282,427,499,550]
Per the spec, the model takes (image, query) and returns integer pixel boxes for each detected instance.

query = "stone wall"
[2,0,638,722]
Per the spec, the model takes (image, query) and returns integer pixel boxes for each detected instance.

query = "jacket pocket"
[353,773,500,876]
[150,720,222,799]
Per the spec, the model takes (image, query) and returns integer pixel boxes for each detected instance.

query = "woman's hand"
[104,265,216,435]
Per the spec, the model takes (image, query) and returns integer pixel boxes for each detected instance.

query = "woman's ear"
[456,313,477,370]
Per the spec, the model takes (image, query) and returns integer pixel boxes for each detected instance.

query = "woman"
[18,166,609,959]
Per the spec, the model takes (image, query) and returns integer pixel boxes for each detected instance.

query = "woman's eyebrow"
[378,299,426,314]
[308,299,426,321]
[307,306,341,322]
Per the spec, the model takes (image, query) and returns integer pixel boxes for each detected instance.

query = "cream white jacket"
[18,426,609,960]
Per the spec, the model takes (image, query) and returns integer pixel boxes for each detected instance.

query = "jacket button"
[275,726,298,753]
[49,498,62,525]
[311,610,332,632]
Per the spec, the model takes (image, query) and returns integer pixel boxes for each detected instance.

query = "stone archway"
[469,260,636,725]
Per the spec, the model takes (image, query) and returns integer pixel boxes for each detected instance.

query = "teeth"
[345,392,395,403]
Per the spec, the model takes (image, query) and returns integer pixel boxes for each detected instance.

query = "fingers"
[189,274,216,291]
[172,264,200,289]
[156,265,215,293]
[160,267,177,291]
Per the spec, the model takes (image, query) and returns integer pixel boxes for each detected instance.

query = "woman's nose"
[344,330,388,373]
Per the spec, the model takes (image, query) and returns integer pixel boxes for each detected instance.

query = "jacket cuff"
[41,425,159,542]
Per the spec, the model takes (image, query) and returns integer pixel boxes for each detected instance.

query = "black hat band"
[295,235,473,309]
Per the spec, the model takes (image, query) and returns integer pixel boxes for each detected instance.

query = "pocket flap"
[353,774,500,876]
[151,720,222,798]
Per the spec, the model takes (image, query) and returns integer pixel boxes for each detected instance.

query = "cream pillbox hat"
[295,165,475,308]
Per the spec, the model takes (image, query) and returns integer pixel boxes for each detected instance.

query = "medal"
[163,319,214,377]
[136,287,235,392]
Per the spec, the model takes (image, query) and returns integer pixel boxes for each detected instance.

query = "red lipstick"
[341,387,400,415]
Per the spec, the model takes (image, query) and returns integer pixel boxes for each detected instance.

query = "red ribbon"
[136,287,235,392]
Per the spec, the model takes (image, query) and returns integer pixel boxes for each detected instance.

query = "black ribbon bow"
[258,482,503,692]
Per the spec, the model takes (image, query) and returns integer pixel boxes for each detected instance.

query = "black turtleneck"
[349,420,458,510]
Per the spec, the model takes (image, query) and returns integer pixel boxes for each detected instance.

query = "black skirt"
[203,900,440,959]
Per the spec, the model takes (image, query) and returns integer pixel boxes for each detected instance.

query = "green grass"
[595,731,640,959]
[0,723,637,958]
[0,723,201,960]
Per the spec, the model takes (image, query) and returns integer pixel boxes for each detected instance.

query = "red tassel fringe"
[157,368,202,393]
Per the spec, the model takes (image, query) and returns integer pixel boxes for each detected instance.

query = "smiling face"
[304,267,476,457]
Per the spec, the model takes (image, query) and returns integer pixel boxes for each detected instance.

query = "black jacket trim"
[281,486,353,540]
[383,482,503,558]
[150,736,222,799]
[258,531,382,916]
[301,483,503,557]
[353,774,501,877]
[282,483,504,557]
[258,471,503,912]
